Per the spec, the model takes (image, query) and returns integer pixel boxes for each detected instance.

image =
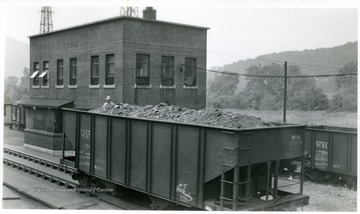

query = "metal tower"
[120,7,139,17]
[40,6,53,33]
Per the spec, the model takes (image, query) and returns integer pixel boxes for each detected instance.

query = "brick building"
[29,7,208,109]
[18,7,208,155]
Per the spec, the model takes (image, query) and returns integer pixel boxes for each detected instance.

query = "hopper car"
[304,126,357,187]
[61,108,309,211]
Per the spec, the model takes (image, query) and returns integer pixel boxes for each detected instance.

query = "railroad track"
[3,147,76,175]
[2,147,147,210]
[3,157,79,189]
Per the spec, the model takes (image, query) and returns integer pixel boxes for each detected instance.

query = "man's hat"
[106,96,111,101]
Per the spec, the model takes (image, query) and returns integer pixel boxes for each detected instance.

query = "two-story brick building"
[17,7,208,155]
[28,7,208,109]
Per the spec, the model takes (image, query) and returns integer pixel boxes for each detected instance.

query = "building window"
[136,54,150,86]
[57,60,64,86]
[31,62,40,86]
[105,54,115,85]
[69,58,77,86]
[91,56,99,85]
[39,61,49,86]
[161,56,174,86]
[184,58,197,86]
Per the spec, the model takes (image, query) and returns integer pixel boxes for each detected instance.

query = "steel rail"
[3,147,76,174]
[3,155,146,210]
[3,157,79,189]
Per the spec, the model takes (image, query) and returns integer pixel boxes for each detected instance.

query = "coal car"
[305,126,357,187]
[61,108,309,210]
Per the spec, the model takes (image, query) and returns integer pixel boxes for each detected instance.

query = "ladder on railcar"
[219,145,253,211]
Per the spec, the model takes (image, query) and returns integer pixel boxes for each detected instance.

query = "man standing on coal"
[102,96,115,109]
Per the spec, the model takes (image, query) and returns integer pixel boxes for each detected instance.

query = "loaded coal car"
[305,126,357,188]
[61,108,309,210]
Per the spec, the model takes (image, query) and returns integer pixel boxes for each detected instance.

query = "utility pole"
[283,61,287,123]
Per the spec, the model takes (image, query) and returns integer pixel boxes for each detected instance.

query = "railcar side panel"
[94,115,107,178]
[204,129,238,182]
[350,135,357,176]
[330,133,348,174]
[79,113,91,173]
[110,118,127,183]
[237,128,304,164]
[176,125,200,207]
[129,120,148,191]
[312,132,329,171]
[150,122,172,199]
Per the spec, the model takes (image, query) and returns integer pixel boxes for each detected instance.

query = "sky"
[0,0,358,70]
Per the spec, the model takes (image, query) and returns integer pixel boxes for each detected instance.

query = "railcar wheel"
[73,172,92,187]
[325,173,338,184]
[306,169,325,181]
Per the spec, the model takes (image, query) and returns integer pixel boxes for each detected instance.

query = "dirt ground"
[279,177,357,211]
[303,182,357,211]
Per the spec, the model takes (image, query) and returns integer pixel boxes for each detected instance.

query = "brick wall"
[30,20,124,109]
[30,17,207,109]
[122,19,207,109]
[24,129,64,150]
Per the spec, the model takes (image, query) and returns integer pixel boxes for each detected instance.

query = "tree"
[330,62,357,112]
[335,61,357,93]
[207,73,239,108]
[243,63,329,111]
[4,67,30,103]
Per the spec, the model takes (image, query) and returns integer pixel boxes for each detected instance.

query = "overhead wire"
[181,64,357,78]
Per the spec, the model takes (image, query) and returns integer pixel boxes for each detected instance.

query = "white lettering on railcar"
[94,164,104,171]
[176,183,193,202]
[81,129,91,139]
[315,141,328,149]
[333,164,341,169]
[289,135,302,146]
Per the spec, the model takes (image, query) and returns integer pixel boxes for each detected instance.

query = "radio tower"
[40,6,53,33]
[120,7,139,17]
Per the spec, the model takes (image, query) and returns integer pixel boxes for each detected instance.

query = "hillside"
[5,36,30,78]
[210,42,358,95]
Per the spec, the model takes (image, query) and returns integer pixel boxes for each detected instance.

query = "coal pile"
[90,103,272,129]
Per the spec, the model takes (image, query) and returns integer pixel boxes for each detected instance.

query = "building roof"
[16,98,74,109]
[29,16,209,38]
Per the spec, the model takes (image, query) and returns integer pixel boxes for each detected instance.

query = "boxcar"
[305,126,357,186]
[3,104,26,130]
[4,104,14,127]
[62,108,309,211]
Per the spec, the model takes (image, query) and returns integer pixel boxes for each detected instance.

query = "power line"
[182,64,357,78]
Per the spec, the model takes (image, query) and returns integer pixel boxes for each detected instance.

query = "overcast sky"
[0,0,358,69]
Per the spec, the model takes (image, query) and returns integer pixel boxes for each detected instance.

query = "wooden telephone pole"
[283,61,287,123]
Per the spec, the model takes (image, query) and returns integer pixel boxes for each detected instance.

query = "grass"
[225,109,357,128]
